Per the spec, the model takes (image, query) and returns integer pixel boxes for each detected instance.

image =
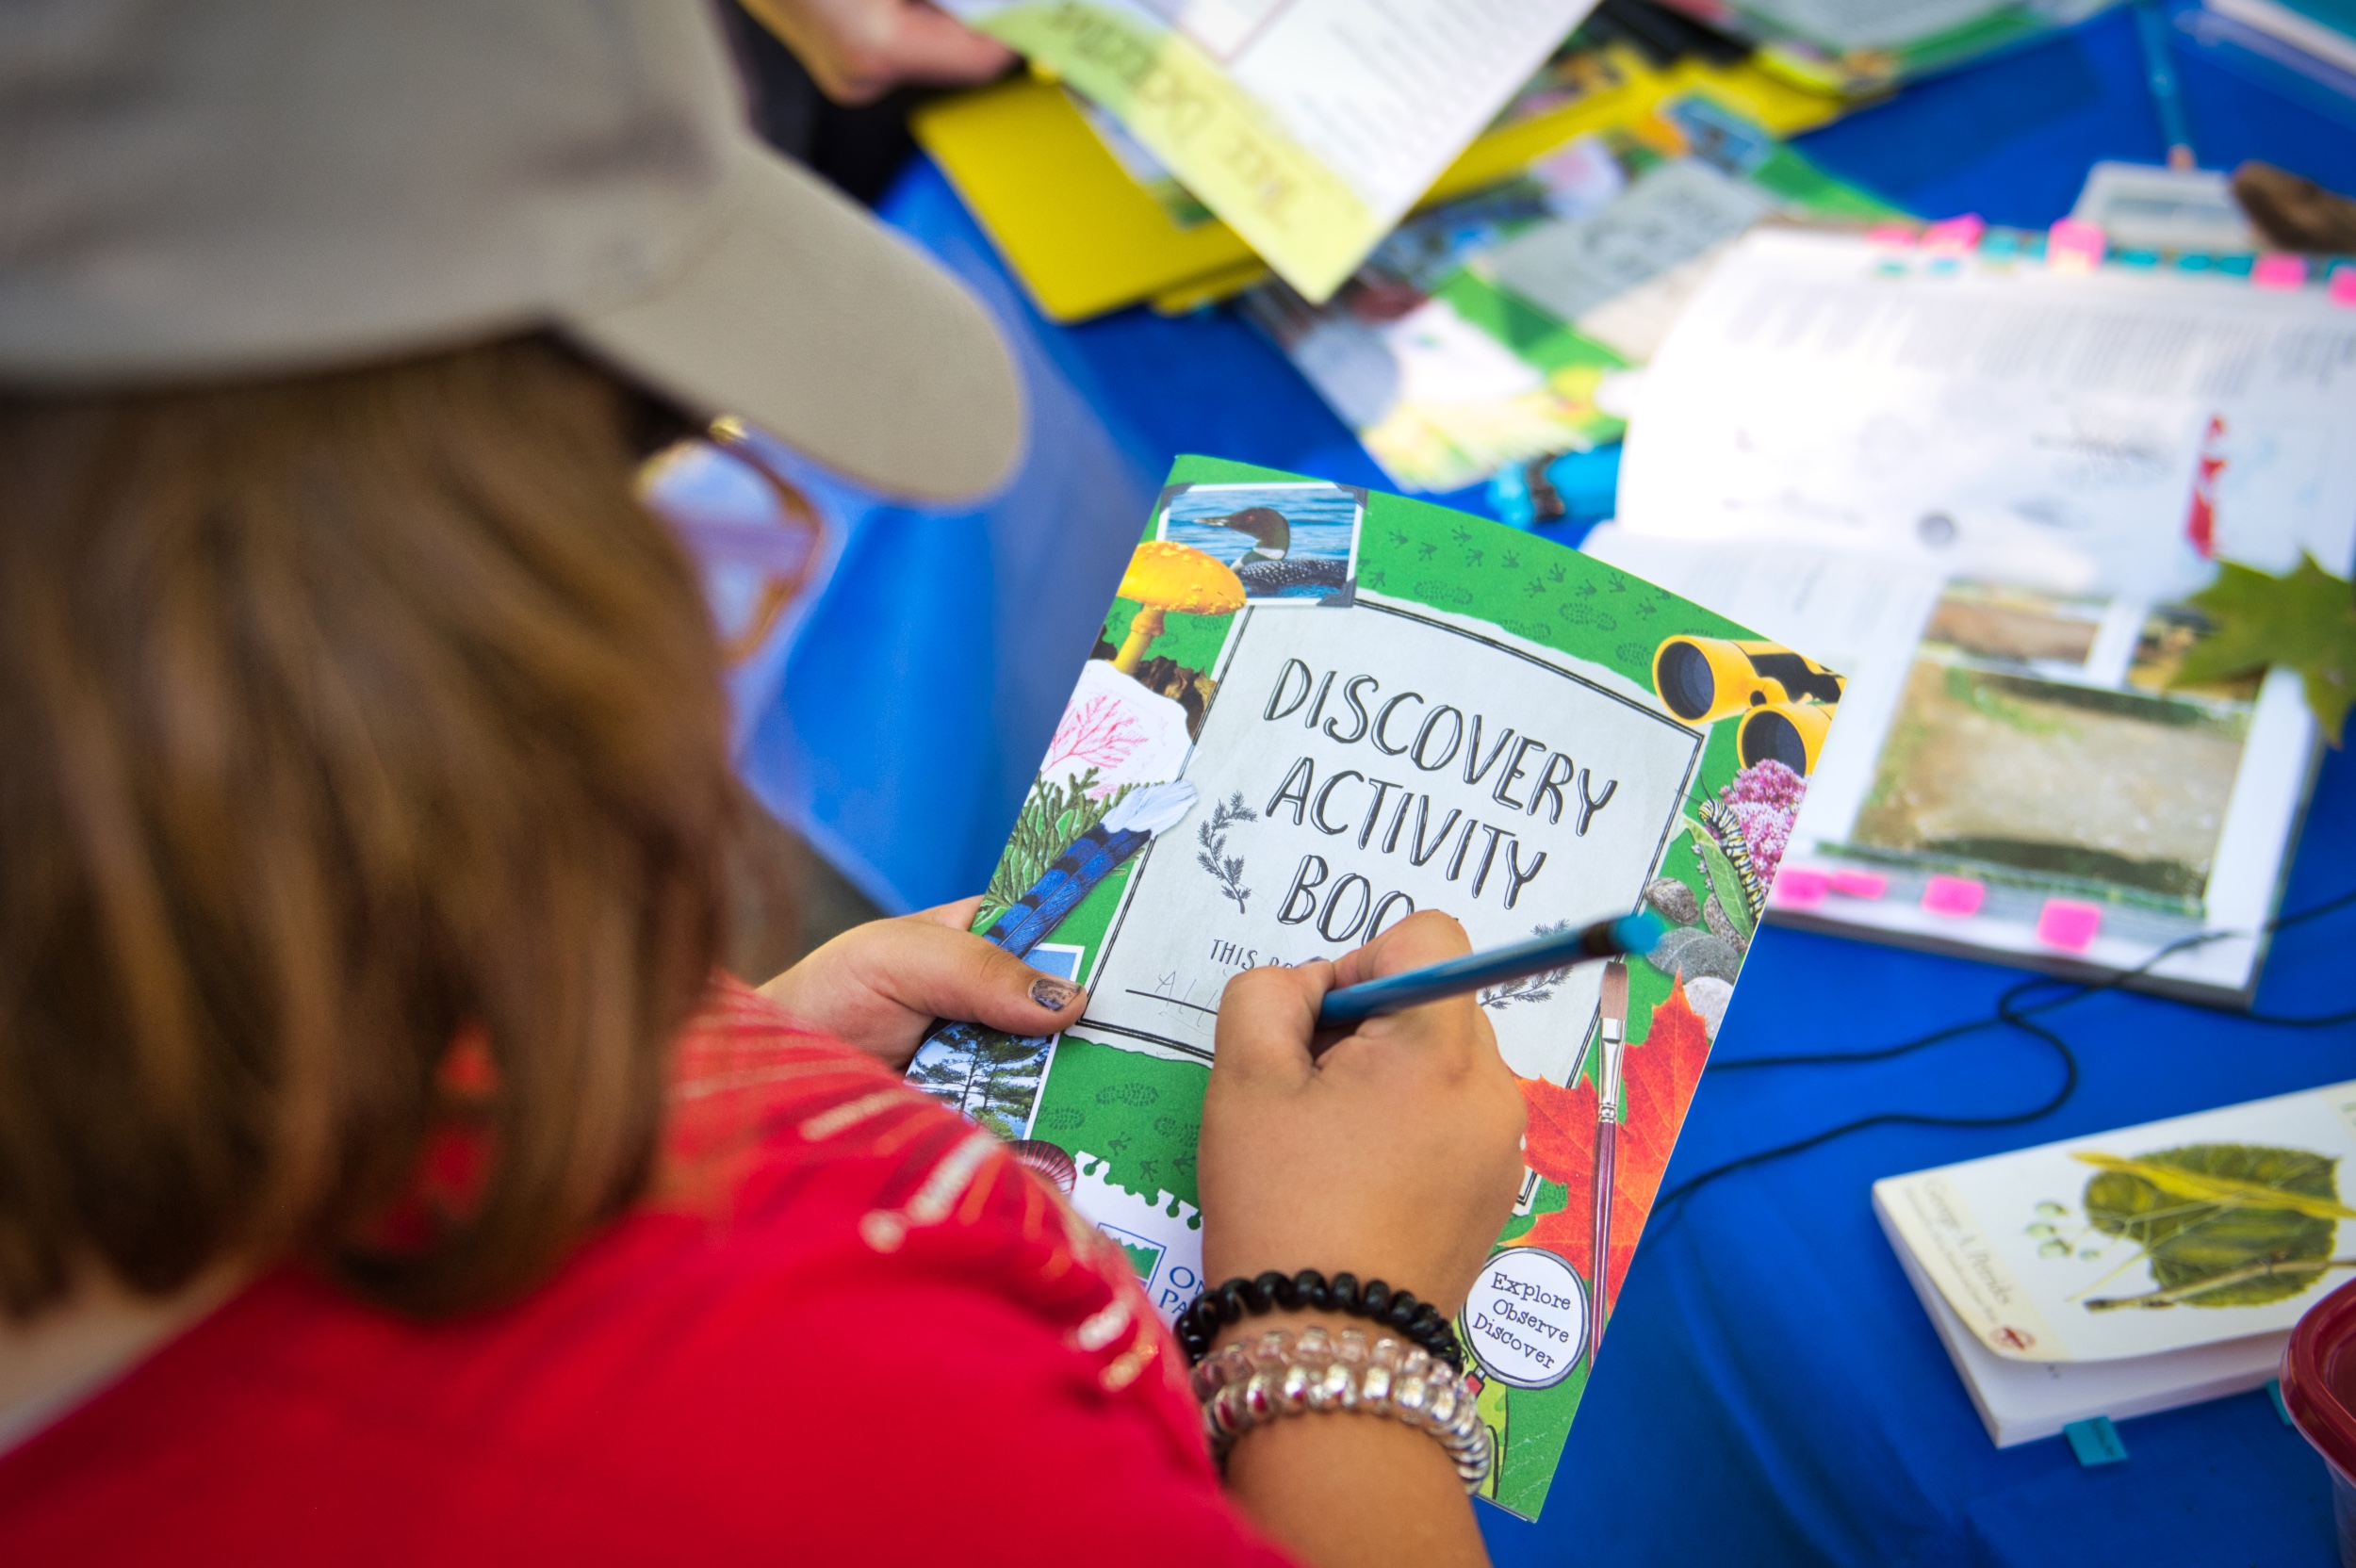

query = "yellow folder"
[911,50,1845,324]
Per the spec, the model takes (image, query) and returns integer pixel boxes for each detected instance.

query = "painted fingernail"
[1030,977,1085,1011]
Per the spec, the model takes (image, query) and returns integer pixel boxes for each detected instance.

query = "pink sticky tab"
[2046,219,2104,274]
[2037,899,2103,952]
[1829,870,1889,900]
[2331,265,2356,308]
[1866,223,1918,249]
[1922,215,1986,254]
[1773,868,1829,908]
[2252,253,2308,291]
[1922,875,1986,917]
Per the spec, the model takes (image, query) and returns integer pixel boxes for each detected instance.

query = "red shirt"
[0,983,1294,1566]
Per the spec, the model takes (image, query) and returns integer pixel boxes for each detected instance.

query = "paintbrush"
[1314,910,1663,1027]
[1591,959,1630,1343]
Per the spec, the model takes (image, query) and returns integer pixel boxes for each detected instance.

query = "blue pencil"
[2134,0,2198,171]
[1317,910,1666,1026]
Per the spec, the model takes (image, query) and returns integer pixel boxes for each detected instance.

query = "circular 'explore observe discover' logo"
[1461,1246,1588,1389]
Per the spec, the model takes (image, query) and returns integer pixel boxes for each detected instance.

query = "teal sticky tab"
[2269,1379,2293,1428]
[2064,1416,2128,1467]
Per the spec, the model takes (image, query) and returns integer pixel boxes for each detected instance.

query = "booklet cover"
[908,455,1844,1517]
[933,0,1601,302]
[1875,1081,2356,1364]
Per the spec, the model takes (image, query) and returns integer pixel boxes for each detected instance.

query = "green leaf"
[2082,1142,2340,1309]
[2072,1151,2356,1222]
[2172,554,2356,743]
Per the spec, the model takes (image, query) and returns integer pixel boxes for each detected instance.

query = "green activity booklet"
[908,456,1845,1517]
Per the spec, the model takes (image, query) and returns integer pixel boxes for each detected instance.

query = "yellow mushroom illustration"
[1109,541,1245,676]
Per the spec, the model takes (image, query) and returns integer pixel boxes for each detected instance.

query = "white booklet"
[1871,1081,2355,1444]
[935,0,1599,302]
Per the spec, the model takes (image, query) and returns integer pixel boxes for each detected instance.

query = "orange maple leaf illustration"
[1513,983,1712,1308]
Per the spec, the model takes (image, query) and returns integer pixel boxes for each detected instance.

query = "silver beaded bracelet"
[1190,1325,1493,1494]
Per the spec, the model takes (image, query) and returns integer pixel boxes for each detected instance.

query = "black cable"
[2237,880,2356,1026]
[1637,881,2356,1240]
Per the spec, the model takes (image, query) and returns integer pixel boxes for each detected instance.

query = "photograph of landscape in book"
[1846,580,2256,912]
[906,456,1845,1518]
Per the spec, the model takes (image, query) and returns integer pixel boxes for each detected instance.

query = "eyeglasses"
[640,416,827,668]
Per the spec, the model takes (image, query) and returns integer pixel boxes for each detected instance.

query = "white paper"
[1485,159,1775,324]
[1616,229,2356,604]
[2070,161,2258,254]
[1217,0,1598,220]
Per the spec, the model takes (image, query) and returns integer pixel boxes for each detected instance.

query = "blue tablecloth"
[737,8,2356,1562]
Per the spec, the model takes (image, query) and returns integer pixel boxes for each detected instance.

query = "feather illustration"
[979,780,1197,958]
[912,780,1200,1101]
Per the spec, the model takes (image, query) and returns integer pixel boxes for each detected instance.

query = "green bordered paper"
[908,456,1844,1517]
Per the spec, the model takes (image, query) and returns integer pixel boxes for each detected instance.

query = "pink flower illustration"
[1040,694,1146,785]
[1715,760,1805,887]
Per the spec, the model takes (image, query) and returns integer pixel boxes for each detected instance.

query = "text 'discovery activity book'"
[908,456,1845,1517]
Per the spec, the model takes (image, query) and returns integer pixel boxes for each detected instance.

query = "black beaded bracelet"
[1174,1269,1464,1373]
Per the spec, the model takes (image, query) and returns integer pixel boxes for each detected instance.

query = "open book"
[1874,1080,2356,1445]
[908,456,1844,1517]
[1603,226,2356,1004]
[934,0,1602,302]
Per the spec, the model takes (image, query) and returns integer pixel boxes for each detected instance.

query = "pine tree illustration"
[1196,792,1257,912]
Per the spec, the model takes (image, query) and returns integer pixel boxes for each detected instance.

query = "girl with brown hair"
[0,6,1525,1565]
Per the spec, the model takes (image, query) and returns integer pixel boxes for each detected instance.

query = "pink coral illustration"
[1040,694,1146,785]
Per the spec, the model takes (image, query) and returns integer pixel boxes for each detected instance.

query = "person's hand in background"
[759,896,1082,1068]
[738,0,1014,104]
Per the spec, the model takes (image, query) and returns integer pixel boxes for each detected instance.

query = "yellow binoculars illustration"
[1736,699,1833,776]
[1652,636,1843,775]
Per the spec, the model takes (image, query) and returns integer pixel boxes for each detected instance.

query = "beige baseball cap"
[0,1,1021,500]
